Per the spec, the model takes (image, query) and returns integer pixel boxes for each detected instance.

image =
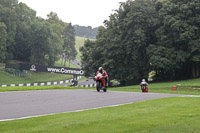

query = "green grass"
[0,78,199,132]
[0,57,84,85]
[0,97,199,133]
[109,78,200,95]
[0,70,73,85]
[75,36,95,60]
[1,77,200,95]
[75,36,87,60]
[0,86,90,92]
[55,58,80,68]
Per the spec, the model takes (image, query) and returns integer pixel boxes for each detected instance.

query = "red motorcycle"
[141,85,148,92]
[95,73,107,92]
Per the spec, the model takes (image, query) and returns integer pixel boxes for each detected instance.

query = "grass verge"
[0,86,91,92]
[109,78,200,95]
[0,70,73,85]
[0,97,199,133]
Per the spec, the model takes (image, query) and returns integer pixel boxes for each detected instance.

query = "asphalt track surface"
[0,89,184,121]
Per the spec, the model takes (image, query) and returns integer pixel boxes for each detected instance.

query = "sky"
[18,0,127,28]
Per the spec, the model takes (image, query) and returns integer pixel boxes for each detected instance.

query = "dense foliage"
[80,0,200,85]
[73,25,98,39]
[0,0,77,66]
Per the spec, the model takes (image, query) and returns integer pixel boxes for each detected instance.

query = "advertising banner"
[6,63,84,76]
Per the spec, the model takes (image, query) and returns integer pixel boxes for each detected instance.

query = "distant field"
[75,36,87,60]
[75,36,94,60]
[55,58,80,68]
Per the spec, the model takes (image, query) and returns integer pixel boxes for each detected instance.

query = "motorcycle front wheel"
[141,86,145,92]
[96,81,101,92]
[103,88,107,92]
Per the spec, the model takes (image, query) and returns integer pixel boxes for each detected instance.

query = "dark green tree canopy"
[73,25,99,39]
[80,0,200,85]
[0,1,77,66]
[148,0,200,79]
[81,0,158,85]
[0,22,7,62]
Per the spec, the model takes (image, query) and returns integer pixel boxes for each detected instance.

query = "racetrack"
[0,89,184,121]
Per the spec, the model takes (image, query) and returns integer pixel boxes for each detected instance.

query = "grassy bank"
[0,97,199,133]
[109,78,200,95]
[75,36,87,60]
[0,56,82,85]
[0,70,73,85]
[55,58,80,68]
[75,36,95,60]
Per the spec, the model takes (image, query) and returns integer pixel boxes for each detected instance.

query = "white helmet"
[99,67,103,73]
[142,79,145,82]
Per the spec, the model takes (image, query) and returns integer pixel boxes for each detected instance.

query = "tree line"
[73,25,98,39]
[80,0,200,85]
[0,0,77,66]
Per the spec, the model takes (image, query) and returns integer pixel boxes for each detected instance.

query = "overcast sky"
[18,0,127,28]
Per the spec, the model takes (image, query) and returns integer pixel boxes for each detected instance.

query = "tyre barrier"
[77,83,96,88]
[0,76,95,88]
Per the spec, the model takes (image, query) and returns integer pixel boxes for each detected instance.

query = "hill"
[75,36,95,60]
[74,25,98,39]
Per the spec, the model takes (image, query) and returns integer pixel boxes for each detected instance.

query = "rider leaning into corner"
[96,67,108,88]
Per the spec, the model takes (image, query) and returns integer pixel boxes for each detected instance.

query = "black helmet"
[98,67,103,73]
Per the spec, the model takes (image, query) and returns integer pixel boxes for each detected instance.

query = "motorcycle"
[95,73,107,92]
[141,84,148,92]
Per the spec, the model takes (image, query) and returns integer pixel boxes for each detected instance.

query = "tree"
[0,1,77,67]
[80,0,159,85]
[0,22,7,62]
[63,23,77,67]
[80,39,98,77]
[0,0,18,59]
[148,0,200,79]
[46,12,64,66]
[73,25,99,39]
[29,19,50,65]
[14,2,36,61]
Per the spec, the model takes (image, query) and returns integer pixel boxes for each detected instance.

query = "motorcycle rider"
[140,79,148,92]
[96,67,108,88]
[140,79,148,86]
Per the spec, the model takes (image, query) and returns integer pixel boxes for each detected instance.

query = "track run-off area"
[0,89,187,121]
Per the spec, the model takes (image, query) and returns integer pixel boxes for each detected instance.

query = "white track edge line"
[0,102,133,122]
